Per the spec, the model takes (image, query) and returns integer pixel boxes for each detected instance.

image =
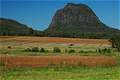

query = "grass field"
[1,66,120,80]
[0,36,112,56]
[0,36,120,80]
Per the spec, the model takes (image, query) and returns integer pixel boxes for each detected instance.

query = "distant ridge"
[0,18,41,36]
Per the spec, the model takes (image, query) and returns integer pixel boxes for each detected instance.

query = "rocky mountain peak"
[44,3,120,38]
[49,3,99,28]
[64,3,89,9]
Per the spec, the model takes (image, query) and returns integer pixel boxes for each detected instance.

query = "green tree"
[53,47,61,53]
[111,35,120,51]
[40,48,45,52]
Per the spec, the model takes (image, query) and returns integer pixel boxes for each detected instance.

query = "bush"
[24,48,31,52]
[31,47,39,52]
[40,48,45,52]
[98,48,112,55]
[79,50,84,53]
[106,48,111,53]
[111,35,120,51]
[69,49,75,53]
[7,46,12,49]
[53,47,61,53]
[64,49,68,53]
[79,50,96,53]
[0,62,5,66]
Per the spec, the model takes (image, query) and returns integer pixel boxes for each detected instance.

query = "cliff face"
[45,3,120,38]
[51,3,99,26]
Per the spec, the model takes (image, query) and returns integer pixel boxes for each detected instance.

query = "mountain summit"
[45,3,120,38]
[50,3,99,26]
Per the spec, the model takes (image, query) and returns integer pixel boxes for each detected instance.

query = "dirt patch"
[0,55,117,68]
[0,36,111,45]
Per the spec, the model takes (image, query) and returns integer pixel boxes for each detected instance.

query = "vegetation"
[53,47,61,53]
[0,36,120,80]
[98,48,111,54]
[31,47,39,52]
[0,18,43,36]
[23,47,46,53]
[45,23,120,39]
[79,50,96,53]
[7,46,12,49]
[68,49,75,53]
[40,48,45,52]
[24,48,31,52]
[0,2,120,79]
[1,18,120,39]
[3,46,118,56]
[111,35,120,51]
[1,66,120,80]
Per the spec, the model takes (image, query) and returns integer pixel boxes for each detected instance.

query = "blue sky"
[0,0,120,30]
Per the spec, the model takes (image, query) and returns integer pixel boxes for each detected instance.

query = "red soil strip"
[0,36,111,44]
[0,55,117,68]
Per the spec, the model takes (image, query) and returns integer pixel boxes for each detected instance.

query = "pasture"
[0,36,112,56]
[0,36,120,80]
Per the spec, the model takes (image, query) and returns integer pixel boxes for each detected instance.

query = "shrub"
[0,62,5,66]
[69,49,75,53]
[8,46,12,49]
[53,47,61,53]
[40,48,45,52]
[106,48,111,53]
[79,50,95,53]
[45,50,49,53]
[98,49,102,54]
[64,49,68,53]
[98,48,112,55]
[79,50,84,53]
[111,35,120,52]
[31,47,39,52]
[24,48,31,52]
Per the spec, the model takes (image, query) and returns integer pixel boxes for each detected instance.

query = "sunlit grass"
[1,66,120,80]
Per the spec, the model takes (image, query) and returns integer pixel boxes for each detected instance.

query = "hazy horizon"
[0,0,120,30]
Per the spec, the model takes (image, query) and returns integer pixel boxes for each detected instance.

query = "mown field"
[0,36,120,80]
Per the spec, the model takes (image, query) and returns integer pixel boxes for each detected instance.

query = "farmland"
[0,36,120,80]
[0,36,112,56]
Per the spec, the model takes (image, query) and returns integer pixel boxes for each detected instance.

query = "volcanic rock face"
[45,3,120,38]
[51,3,99,26]
[46,3,101,32]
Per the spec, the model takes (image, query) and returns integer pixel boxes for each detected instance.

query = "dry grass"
[0,55,117,68]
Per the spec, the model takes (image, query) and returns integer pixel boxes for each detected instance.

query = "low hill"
[0,18,41,36]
